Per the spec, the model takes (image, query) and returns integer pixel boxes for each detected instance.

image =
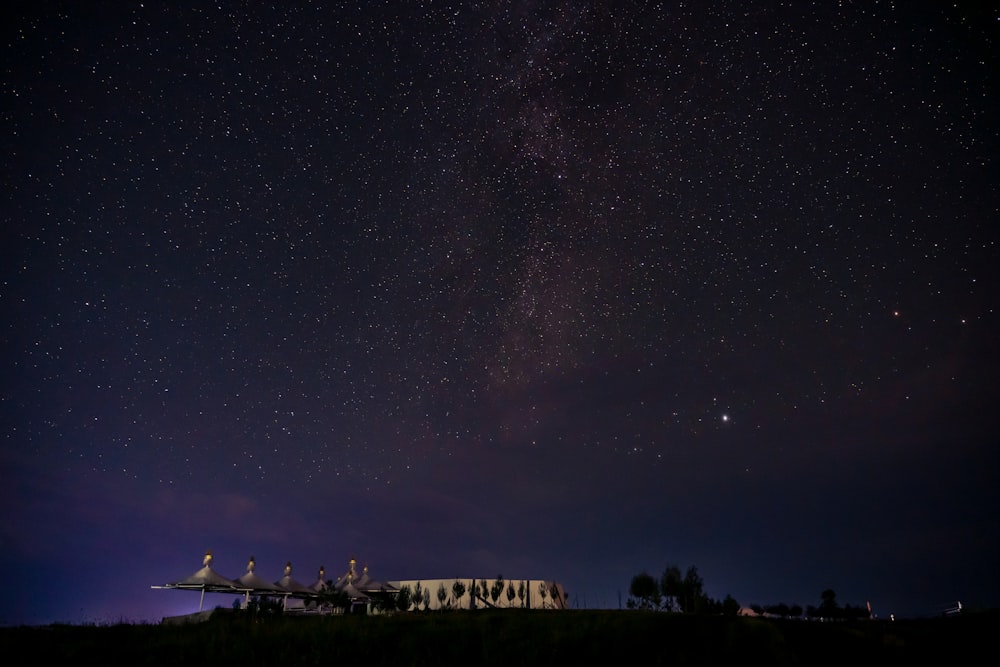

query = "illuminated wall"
[386,578,568,611]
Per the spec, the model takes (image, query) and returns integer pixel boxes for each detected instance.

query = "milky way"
[2,1,997,625]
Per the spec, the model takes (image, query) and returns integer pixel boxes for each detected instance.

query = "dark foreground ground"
[1,608,994,666]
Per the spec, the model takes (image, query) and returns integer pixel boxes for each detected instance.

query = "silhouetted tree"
[551,587,568,609]
[819,589,839,619]
[629,572,659,610]
[371,586,395,613]
[700,596,723,614]
[318,585,351,614]
[490,575,504,606]
[469,580,478,609]
[843,603,869,620]
[412,582,424,611]
[437,582,448,609]
[246,595,284,618]
[452,580,466,608]
[682,566,706,612]
[396,585,412,612]
[766,603,791,618]
[538,582,548,608]
[517,581,526,608]
[506,580,516,607]
[722,594,741,616]
[660,565,682,610]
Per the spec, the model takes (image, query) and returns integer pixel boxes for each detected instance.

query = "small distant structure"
[942,601,963,616]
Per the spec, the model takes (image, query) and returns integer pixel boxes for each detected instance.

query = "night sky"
[2,1,997,626]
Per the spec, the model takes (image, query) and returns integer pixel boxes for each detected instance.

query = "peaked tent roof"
[151,550,243,612]
[338,580,370,601]
[274,561,315,597]
[235,556,283,593]
[354,564,397,593]
[333,558,359,587]
[311,566,329,593]
[161,551,240,592]
[332,557,385,600]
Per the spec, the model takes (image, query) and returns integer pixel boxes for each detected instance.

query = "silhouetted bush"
[3,608,995,666]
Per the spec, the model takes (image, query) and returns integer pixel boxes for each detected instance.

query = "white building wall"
[386,578,568,611]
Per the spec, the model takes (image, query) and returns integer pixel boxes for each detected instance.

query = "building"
[387,577,569,611]
[154,551,567,617]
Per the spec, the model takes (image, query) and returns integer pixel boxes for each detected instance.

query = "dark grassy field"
[1,609,993,666]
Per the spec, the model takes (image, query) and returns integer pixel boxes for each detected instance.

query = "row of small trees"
[627,565,740,615]
[626,568,874,621]
[395,576,556,612]
[747,603,870,620]
[254,575,557,615]
[744,590,873,620]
